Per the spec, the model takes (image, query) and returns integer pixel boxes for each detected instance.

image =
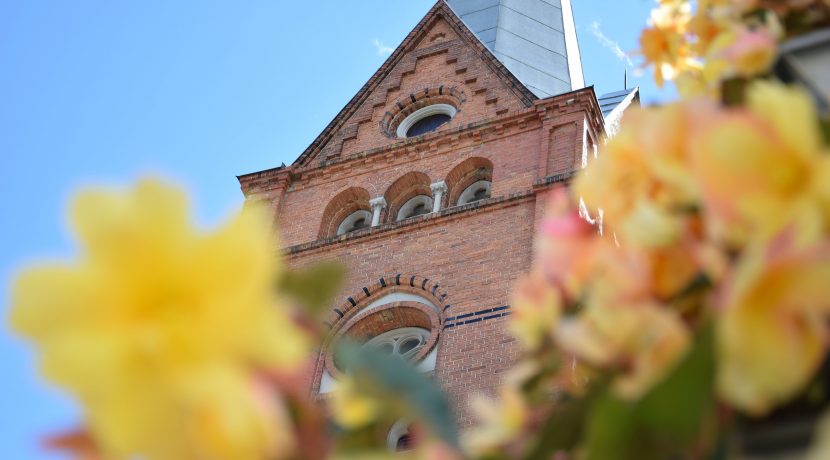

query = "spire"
[445,0,585,98]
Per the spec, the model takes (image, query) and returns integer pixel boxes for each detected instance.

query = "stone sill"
[532,170,577,189]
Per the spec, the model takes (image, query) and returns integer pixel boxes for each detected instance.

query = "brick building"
[238,0,637,447]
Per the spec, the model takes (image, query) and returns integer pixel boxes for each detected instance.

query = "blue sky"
[0,1,674,457]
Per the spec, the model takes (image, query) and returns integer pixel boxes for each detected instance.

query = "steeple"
[445,0,585,98]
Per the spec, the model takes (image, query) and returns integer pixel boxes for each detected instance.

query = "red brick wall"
[287,196,536,426]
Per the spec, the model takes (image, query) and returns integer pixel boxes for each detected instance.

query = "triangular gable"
[293,0,538,167]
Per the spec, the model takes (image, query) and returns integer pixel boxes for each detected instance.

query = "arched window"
[318,187,372,239]
[445,157,494,207]
[457,180,492,206]
[336,209,372,236]
[396,195,433,221]
[383,172,433,224]
[318,288,442,394]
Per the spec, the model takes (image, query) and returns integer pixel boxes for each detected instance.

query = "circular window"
[396,195,433,221]
[336,209,372,235]
[457,180,492,206]
[363,327,429,361]
[396,104,457,138]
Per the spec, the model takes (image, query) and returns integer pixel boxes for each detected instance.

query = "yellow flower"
[556,301,690,400]
[691,82,829,247]
[510,272,561,351]
[716,228,830,415]
[9,179,307,459]
[329,374,383,429]
[463,384,527,454]
[574,103,706,248]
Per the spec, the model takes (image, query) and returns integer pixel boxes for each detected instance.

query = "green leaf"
[721,78,748,107]
[638,323,716,438]
[583,324,717,460]
[278,261,345,315]
[522,376,611,460]
[337,342,460,449]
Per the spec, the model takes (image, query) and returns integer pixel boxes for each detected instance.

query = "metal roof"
[599,87,640,137]
[598,88,638,117]
[445,0,584,99]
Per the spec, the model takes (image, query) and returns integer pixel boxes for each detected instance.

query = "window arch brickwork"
[445,157,494,206]
[311,274,452,395]
[383,171,433,223]
[318,187,372,239]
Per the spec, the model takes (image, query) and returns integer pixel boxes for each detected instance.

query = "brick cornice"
[238,87,601,196]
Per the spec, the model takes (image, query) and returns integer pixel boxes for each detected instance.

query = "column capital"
[429,181,448,194]
[369,197,387,210]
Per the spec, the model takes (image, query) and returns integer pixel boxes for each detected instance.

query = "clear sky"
[0,1,674,457]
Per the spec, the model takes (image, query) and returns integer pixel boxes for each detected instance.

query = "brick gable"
[294,1,537,168]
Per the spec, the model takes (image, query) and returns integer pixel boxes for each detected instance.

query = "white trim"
[363,327,430,361]
[396,104,457,138]
[561,0,585,90]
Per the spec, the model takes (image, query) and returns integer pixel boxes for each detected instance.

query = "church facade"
[237,0,636,439]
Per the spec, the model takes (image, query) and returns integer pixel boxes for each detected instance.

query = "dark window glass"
[405,203,428,219]
[406,114,451,137]
[398,338,420,355]
[396,433,415,451]
[349,218,367,232]
[473,187,490,201]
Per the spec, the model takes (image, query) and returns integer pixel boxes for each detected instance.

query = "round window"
[396,104,457,138]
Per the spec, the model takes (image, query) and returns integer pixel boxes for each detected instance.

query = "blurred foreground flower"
[9,179,308,459]
[716,227,830,415]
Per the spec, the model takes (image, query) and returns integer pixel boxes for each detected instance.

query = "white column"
[430,181,448,213]
[369,197,387,227]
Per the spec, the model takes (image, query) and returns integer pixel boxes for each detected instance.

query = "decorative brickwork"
[318,187,372,239]
[383,171,433,223]
[444,157,493,206]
